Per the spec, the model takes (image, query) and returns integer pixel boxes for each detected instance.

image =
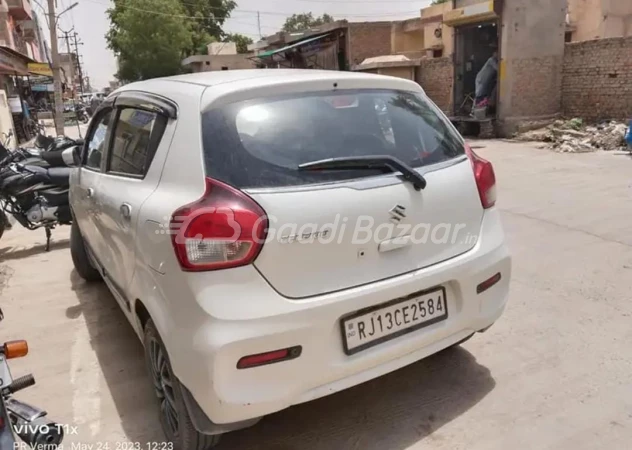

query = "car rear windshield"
[201,89,464,189]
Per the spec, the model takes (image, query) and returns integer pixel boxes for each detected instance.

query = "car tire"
[143,319,222,450]
[70,222,101,282]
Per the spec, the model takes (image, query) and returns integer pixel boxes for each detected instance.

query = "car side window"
[84,109,113,170]
[107,108,160,177]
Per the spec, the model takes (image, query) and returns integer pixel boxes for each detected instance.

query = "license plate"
[341,287,448,355]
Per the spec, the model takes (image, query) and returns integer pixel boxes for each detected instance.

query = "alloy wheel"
[149,337,179,438]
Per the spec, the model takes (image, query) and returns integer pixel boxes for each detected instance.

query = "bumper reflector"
[237,346,302,369]
[476,272,502,294]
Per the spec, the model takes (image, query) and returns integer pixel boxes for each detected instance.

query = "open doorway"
[453,21,499,121]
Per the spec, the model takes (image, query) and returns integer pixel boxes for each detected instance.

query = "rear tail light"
[465,144,496,209]
[237,346,302,369]
[476,272,502,294]
[170,178,268,271]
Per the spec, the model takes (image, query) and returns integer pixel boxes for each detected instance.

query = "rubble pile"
[515,118,629,153]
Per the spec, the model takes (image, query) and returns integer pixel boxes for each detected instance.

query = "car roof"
[119,69,419,91]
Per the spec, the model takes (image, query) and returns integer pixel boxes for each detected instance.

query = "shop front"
[0,46,52,144]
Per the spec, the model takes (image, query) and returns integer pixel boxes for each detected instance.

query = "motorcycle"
[75,104,90,124]
[0,307,65,447]
[0,140,79,249]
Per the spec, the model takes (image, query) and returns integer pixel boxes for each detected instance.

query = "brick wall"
[416,57,454,114]
[562,37,632,120]
[509,55,564,117]
[348,22,393,67]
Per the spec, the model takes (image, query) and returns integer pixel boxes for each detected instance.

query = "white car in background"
[69,69,511,449]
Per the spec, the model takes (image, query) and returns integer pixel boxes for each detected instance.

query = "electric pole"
[72,32,85,95]
[60,28,72,54]
[48,0,64,136]
[59,28,75,99]
[257,11,262,39]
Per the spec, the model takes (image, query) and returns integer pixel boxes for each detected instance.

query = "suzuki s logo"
[389,205,406,223]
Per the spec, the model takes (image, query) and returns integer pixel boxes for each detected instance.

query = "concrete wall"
[416,57,454,114]
[380,66,415,80]
[207,42,238,55]
[358,66,417,80]
[184,54,255,72]
[567,0,603,41]
[392,28,424,54]
[568,0,632,41]
[602,0,632,38]
[422,2,454,56]
[497,0,567,133]
[348,22,393,67]
[562,36,632,120]
[455,0,487,7]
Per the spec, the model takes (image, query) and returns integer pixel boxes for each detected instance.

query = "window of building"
[433,49,444,58]
[565,31,573,43]
[107,108,158,177]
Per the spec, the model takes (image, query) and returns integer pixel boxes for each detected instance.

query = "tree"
[107,0,236,81]
[107,0,193,82]
[431,0,449,4]
[224,33,254,54]
[179,0,236,57]
[282,13,334,33]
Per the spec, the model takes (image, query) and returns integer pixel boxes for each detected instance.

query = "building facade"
[566,0,632,42]
[59,52,81,97]
[182,41,255,72]
[0,0,48,145]
[246,20,394,71]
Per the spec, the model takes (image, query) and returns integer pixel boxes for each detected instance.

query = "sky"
[33,0,434,90]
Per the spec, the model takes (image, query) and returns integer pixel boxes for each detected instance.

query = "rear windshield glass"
[202,89,464,188]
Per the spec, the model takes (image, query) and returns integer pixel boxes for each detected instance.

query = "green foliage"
[180,0,236,57]
[224,33,254,54]
[282,13,334,33]
[431,0,449,4]
[107,0,236,82]
[107,0,192,82]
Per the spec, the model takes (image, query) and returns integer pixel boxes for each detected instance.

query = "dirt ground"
[1,140,631,449]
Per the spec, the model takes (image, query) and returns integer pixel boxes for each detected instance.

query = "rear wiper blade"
[298,155,427,191]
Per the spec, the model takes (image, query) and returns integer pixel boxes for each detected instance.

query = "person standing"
[475,50,499,104]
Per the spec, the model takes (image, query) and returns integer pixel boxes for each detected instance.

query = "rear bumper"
[166,208,511,429]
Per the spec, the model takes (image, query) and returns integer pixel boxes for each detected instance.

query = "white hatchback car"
[69,70,511,448]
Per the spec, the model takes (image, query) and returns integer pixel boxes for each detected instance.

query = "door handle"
[120,203,132,220]
[86,187,94,199]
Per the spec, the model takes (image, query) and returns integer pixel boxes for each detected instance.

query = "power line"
[82,0,421,19]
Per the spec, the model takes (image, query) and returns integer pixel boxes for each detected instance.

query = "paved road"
[1,141,631,449]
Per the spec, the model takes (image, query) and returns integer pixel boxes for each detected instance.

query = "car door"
[70,105,115,259]
[92,93,173,310]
